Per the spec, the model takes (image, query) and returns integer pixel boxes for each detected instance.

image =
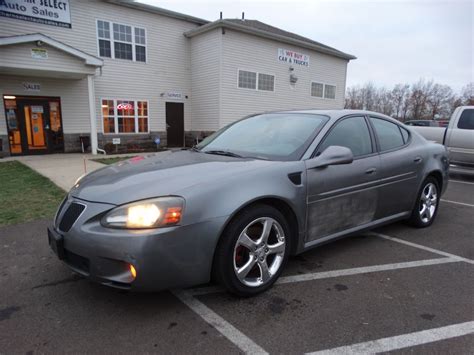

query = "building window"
[97,20,111,58]
[238,70,257,89]
[324,84,336,99]
[102,99,149,134]
[238,70,275,91]
[311,82,336,99]
[311,82,324,98]
[258,73,275,91]
[97,20,146,62]
[135,27,146,62]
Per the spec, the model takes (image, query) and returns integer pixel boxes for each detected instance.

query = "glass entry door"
[4,96,64,155]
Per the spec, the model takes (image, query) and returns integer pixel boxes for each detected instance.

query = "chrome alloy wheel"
[233,217,286,287]
[419,182,438,223]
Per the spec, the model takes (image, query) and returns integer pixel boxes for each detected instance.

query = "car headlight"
[101,197,184,229]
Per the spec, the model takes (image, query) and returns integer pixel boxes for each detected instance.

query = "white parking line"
[449,179,474,185]
[172,290,268,355]
[306,321,474,355]
[441,199,474,207]
[371,233,474,265]
[189,257,458,296]
[276,258,459,284]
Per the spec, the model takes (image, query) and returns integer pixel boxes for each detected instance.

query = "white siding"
[0,43,96,75]
[0,75,89,134]
[190,29,222,131]
[219,30,348,127]
[0,0,199,135]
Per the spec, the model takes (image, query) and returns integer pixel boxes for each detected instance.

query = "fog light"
[129,264,137,279]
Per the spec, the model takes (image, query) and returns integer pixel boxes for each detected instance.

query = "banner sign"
[278,48,310,67]
[0,0,72,28]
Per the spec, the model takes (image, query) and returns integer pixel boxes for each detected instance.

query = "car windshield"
[196,113,328,161]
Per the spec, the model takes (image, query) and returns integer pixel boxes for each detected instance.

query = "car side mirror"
[306,146,354,169]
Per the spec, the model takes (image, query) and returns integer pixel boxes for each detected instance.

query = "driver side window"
[318,116,373,157]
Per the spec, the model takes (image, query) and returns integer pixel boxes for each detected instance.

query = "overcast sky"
[139,0,473,92]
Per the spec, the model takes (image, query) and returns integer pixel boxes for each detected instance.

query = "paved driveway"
[0,175,473,354]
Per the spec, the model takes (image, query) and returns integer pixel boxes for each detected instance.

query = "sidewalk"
[1,151,172,191]
[0,153,105,191]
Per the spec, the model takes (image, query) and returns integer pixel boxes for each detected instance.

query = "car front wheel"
[214,204,291,296]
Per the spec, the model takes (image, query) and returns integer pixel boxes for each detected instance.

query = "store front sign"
[278,48,310,67]
[23,82,41,91]
[31,48,48,59]
[0,0,72,28]
[166,91,183,100]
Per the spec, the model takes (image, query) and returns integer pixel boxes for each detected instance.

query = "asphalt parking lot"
[1,174,473,354]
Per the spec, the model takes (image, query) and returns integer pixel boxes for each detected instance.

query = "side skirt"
[301,211,411,252]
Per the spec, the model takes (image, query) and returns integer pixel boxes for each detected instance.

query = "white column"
[87,74,98,155]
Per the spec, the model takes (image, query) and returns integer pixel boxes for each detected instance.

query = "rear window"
[458,109,474,130]
[370,117,405,151]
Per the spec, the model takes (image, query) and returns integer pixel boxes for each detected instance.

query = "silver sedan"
[48,110,449,296]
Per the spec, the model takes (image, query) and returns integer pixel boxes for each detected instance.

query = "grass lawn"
[91,156,137,165]
[0,161,65,226]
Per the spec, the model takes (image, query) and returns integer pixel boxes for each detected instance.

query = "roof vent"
[242,12,245,20]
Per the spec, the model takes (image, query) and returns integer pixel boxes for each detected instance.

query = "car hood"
[70,150,274,205]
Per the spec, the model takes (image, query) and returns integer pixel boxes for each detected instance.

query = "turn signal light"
[129,264,137,279]
[163,207,182,225]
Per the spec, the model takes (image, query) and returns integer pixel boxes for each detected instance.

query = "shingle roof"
[184,19,356,60]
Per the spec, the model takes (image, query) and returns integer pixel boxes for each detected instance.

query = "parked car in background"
[48,110,449,296]
[411,106,474,167]
[405,120,440,127]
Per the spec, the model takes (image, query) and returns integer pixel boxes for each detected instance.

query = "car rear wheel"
[408,177,440,228]
[213,204,291,297]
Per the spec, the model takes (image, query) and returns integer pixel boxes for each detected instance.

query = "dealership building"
[0,0,355,156]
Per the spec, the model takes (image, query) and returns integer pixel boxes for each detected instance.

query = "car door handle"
[414,157,423,163]
[365,168,377,175]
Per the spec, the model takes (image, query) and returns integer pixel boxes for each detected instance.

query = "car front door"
[305,115,381,245]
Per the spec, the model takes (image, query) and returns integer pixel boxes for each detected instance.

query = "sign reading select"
[0,0,72,28]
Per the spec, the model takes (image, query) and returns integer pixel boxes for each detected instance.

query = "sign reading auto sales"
[0,0,71,28]
[278,48,310,67]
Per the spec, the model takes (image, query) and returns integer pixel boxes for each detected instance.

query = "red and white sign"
[278,48,310,67]
[117,103,133,110]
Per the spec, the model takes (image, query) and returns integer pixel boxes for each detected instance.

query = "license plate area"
[48,227,65,260]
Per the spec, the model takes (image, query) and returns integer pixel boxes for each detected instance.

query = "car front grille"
[58,202,86,232]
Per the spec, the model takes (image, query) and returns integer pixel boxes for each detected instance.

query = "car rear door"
[305,115,381,245]
[368,116,422,217]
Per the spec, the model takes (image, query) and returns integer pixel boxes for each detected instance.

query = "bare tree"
[345,79,470,121]
[460,82,474,105]
[426,84,453,119]
[392,84,410,120]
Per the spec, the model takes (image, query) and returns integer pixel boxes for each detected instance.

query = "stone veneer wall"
[0,131,218,157]
[62,131,167,153]
[0,134,9,157]
[184,131,215,147]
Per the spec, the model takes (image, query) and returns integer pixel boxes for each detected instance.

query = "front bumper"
[49,197,227,291]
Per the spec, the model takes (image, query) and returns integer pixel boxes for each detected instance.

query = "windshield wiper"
[204,150,243,158]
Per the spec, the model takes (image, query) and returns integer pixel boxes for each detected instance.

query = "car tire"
[213,204,291,297]
[408,177,440,228]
